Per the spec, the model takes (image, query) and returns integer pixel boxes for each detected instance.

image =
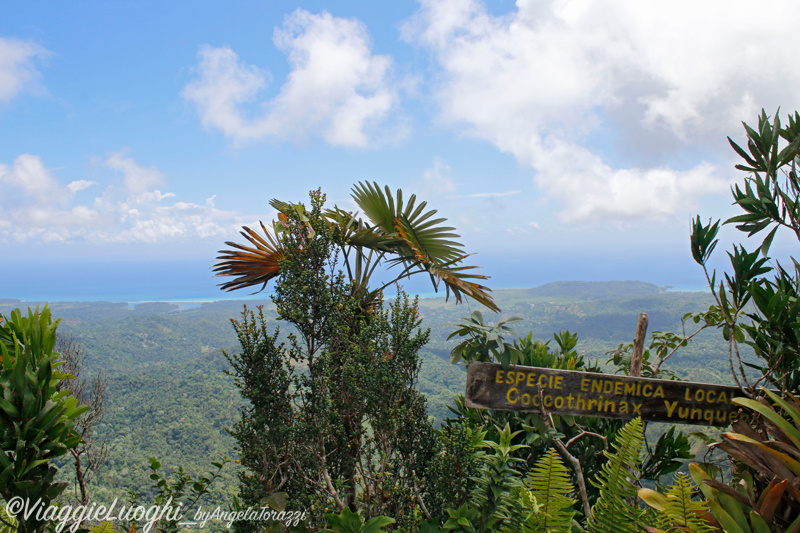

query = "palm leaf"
[394,215,498,311]
[351,181,497,311]
[213,221,285,292]
[215,183,499,312]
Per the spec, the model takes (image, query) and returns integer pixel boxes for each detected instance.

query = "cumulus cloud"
[404,0,800,222]
[182,9,399,147]
[422,157,456,194]
[0,152,247,244]
[0,37,47,103]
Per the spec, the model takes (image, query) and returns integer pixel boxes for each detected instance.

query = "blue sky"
[2,0,799,301]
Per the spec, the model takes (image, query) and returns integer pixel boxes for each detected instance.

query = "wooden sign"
[465,362,746,426]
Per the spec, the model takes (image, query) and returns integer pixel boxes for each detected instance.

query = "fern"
[522,449,576,533]
[87,522,119,533]
[0,504,17,533]
[639,473,715,533]
[587,417,646,533]
[658,473,715,533]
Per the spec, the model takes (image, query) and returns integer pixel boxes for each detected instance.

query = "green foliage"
[223,306,295,510]
[687,463,800,533]
[224,190,436,527]
[0,306,88,533]
[86,521,116,533]
[587,417,647,533]
[424,424,485,518]
[447,311,523,368]
[442,504,479,533]
[639,472,715,533]
[123,456,228,533]
[522,449,575,533]
[468,424,528,532]
[323,508,395,533]
[641,426,692,482]
[0,503,18,533]
[690,109,800,394]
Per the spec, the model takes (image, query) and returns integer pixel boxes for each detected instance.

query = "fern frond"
[523,448,576,532]
[88,521,120,533]
[587,417,646,533]
[0,504,17,533]
[656,473,715,533]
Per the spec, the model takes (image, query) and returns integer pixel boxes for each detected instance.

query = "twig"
[565,431,608,450]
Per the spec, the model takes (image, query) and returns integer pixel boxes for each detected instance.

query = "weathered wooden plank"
[464,362,746,426]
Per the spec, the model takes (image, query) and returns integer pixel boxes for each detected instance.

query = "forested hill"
[0,281,725,504]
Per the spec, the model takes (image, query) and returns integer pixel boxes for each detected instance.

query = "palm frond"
[213,221,284,293]
[394,215,498,312]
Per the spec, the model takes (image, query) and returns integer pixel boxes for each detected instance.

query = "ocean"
[0,255,711,304]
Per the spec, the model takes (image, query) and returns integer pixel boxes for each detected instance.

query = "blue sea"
[0,254,711,304]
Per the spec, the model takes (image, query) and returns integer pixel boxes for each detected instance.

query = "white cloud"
[422,157,456,194]
[182,9,399,147]
[105,151,167,198]
[0,37,47,103]
[0,154,64,202]
[455,190,521,199]
[0,153,248,244]
[404,0,800,222]
[67,180,96,193]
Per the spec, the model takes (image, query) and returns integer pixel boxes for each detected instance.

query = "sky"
[1,0,800,302]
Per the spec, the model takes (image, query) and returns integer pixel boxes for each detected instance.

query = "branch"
[565,431,608,450]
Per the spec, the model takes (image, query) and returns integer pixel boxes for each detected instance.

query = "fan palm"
[213,181,499,312]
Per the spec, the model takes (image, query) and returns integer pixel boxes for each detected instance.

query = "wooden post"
[631,313,648,377]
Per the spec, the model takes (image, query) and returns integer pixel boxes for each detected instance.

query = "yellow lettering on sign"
[624,382,637,395]
[664,401,679,418]
[619,401,629,414]
[507,387,519,404]
[615,382,623,395]
[643,384,653,397]
[496,370,504,384]
[554,376,563,390]
[527,373,537,387]
[516,372,527,385]
[581,378,590,392]
[653,386,664,398]
[591,380,602,393]
[506,372,515,385]
[695,389,705,402]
